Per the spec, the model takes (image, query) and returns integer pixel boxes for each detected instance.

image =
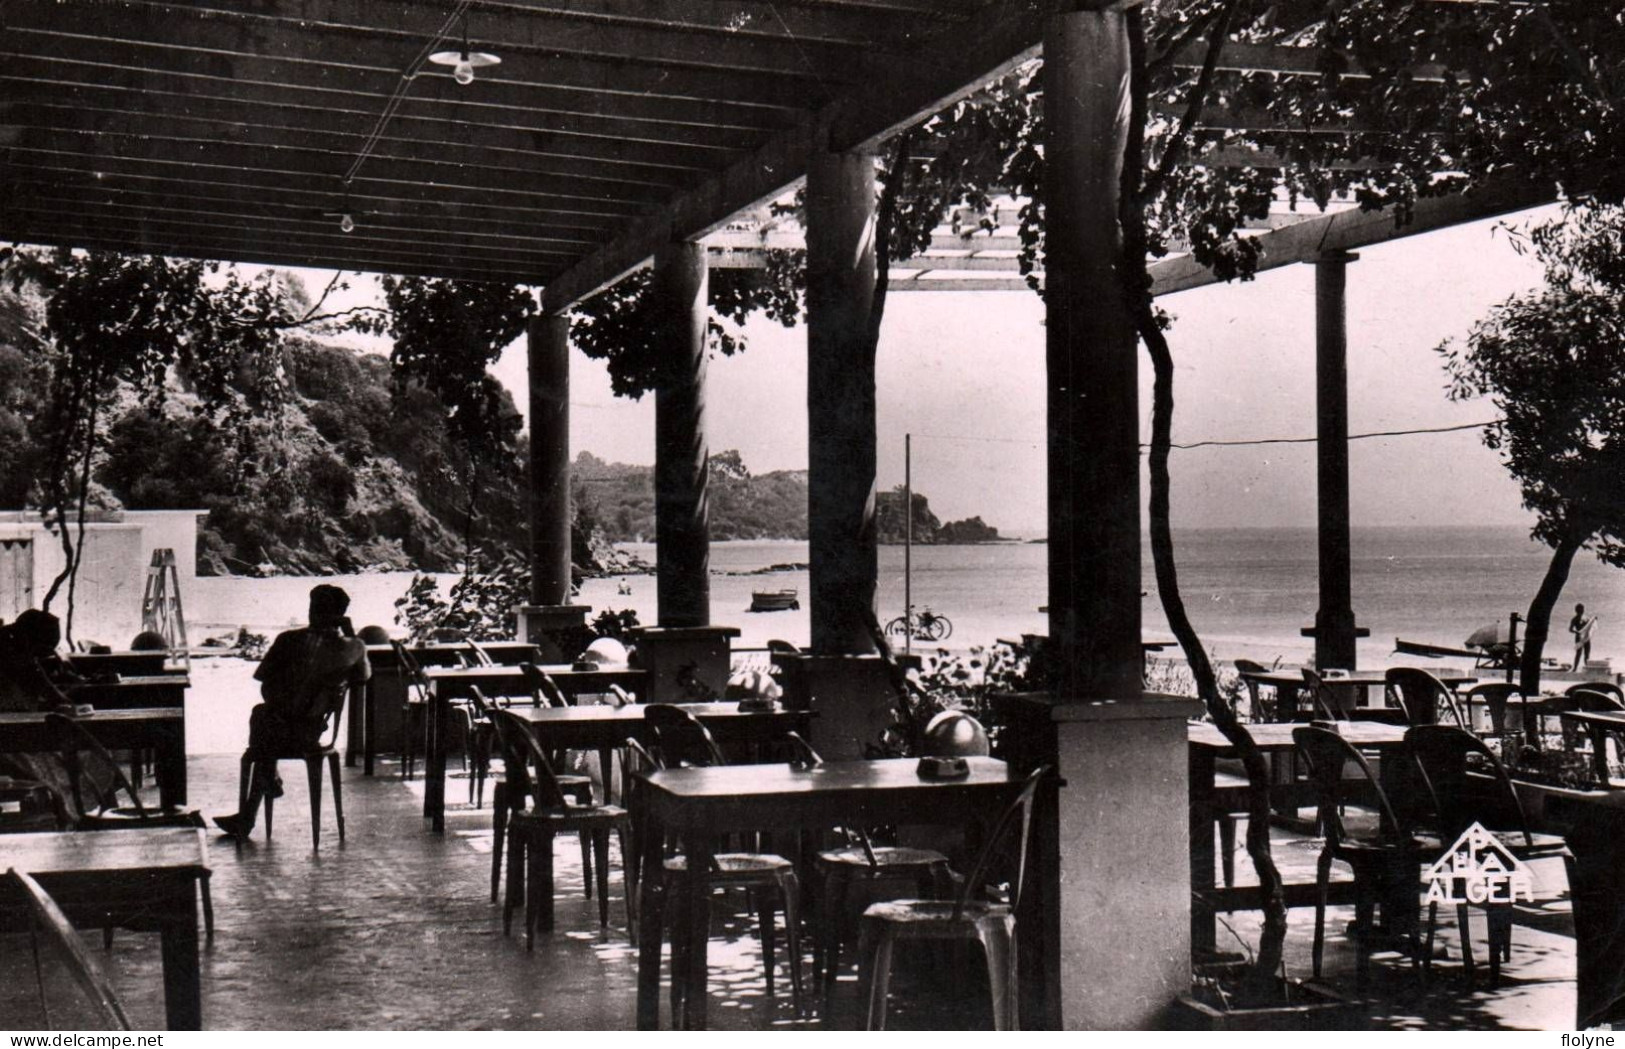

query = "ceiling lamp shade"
[429,14,500,85]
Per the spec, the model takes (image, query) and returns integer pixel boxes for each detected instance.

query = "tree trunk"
[1520,527,1588,694]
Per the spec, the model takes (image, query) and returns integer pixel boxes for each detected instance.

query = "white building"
[0,509,206,646]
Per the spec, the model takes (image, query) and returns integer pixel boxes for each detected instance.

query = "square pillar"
[777,654,895,760]
[628,625,739,703]
[995,691,1204,1030]
[515,603,591,663]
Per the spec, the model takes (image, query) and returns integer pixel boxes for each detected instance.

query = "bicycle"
[884,607,953,642]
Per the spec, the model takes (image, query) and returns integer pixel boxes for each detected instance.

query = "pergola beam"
[1148,179,1553,296]
[540,0,1056,311]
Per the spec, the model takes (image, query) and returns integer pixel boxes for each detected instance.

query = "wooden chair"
[854,764,1050,1030]
[238,684,353,850]
[1385,667,1469,729]
[48,712,214,941]
[1557,710,1625,790]
[474,688,594,907]
[640,704,807,1017]
[1293,726,1428,987]
[1406,724,1568,988]
[489,708,626,946]
[6,868,131,1029]
[1297,668,1343,721]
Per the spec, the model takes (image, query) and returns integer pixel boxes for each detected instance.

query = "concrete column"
[805,147,879,657]
[518,313,588,658]
[1305,251,1366,669]
[995,691,1204,1030]
[527,313,572,607]
[1044,7,1142,701]
[652,241,711,628]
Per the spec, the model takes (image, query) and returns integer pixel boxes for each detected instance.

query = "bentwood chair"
[1293,726,1429,987]
[490,708,629,946]
[639,705,808,1017]
[392,641,429,779]
[1463,682,1524,749]
[476,688,595,905]
[1406,724,1568,988]
[1385,668,1469,730]
[48,712,215,942]
[854,765,1050,1031]
[1233,659,1272,721]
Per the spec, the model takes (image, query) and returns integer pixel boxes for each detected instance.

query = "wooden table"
[0,708,187,808]
[1238,668,1477,720]
[68,651,178,678]
[66,674,190,711]
[1188,720,1410,955]
[0,827,208,1029]
[632,756,1026,1030]
[506,701,812,804]
[419,666,647,831]
[351,642,539,771]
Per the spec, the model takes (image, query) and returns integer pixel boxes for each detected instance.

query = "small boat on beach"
[750,589,800,612]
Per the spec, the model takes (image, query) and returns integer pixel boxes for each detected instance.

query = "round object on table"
[129,630,169,651]
[357,624,392,645]
[579,637,629,667]
[921,710,990,758]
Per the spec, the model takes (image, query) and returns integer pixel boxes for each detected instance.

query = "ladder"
[140,549,189,667]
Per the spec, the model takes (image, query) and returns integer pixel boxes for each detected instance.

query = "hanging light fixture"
[321,182,373,234]
[429,12,500,85]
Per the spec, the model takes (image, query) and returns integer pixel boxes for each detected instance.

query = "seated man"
[214,585,370,838]
[0,609,78,714]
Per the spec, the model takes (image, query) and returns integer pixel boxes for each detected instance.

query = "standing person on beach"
[214,584,369,838]
[1570,603,1599,671]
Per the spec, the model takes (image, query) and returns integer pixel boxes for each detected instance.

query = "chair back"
[1464,681,1522,736]
[46,713,146,821]
[766,640,800,655]
[485,700,536,807]
[1233,659,1268,720]
[490,708,576,809]
[1567,681,1625,706]
[1298,668,1339,721]
[784,731,823,766]
[1292,726,1409,849]
[1566,686,1625,713]
[1405,724,1535,850]
[1384,667,1468,729]
[392,640,430,701]
[952,765,1050,920]
[644,703,727,767]
[6,869,131,1029]
[623,736,662,776]
[465,641,496,667]
[520,663,569,709]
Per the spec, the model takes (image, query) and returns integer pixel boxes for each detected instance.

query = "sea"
[186,525,1624,673]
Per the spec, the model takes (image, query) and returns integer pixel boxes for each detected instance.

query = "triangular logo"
[1423,822,1534,905]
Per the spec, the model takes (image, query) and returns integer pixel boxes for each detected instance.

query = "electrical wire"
[342,1,472,188]
[908,419,1500,451]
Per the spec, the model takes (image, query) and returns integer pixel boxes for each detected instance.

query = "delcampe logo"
[1423,823,1533,905]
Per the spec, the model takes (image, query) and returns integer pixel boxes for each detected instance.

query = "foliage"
[569,255,803,399]
[392,548,531,643]
[588,608,640,642]
[1441,208,1625,688]
[573,449,809,543]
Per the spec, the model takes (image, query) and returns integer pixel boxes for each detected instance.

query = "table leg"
[1190,747,1217,957]
[346,683,362,768]
[156,721,186,810]
[159,902,202,1030]
[424,685,448,832]
[363,680,376,777]
[681,832,713,1030]
[636,804,667,1030]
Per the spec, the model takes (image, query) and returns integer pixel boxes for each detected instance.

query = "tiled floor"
[1,752,1576,1030]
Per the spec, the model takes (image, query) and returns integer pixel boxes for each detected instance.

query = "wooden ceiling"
[0,0,1054,307]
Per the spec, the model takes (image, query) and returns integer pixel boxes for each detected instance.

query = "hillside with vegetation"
[573,449,809,542]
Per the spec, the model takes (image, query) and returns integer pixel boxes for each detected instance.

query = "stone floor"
[1,752,1577,1030]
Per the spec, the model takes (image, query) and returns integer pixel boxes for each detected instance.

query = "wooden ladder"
[140,548,190,667]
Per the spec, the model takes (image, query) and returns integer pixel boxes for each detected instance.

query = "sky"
[308,204,1557,538]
